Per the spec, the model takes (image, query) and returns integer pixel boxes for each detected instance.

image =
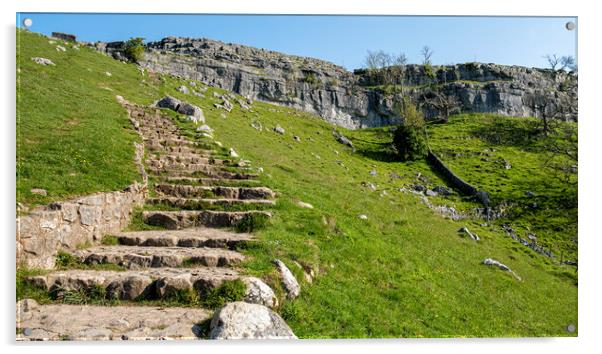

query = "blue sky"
[17,13,577,70]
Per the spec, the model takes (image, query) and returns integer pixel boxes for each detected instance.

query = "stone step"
[146,160,223,172]
[147,145,213,155]
[147,154,225,166]
[160,176,262,186]
[148,167,258,180]
[114,228,252,248]
[17,300,212,340]
[138,127,179,135]
[26,267,241,301]
[142,210,272,230]
[146,159,241,171]
[143,138,198,147]
[72,245,244,268]
[147,197,276,209]
[155,184,275,199]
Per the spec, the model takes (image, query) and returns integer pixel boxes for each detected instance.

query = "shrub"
[393,100,429,161]
[124,37,145,63]
[423,63,436,81]
[303,72,318,85]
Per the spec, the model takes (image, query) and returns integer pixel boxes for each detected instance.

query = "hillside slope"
[17,30,577,338]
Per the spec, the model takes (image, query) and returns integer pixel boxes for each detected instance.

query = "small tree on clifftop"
[393,98,429,161]
[124,37,145,63]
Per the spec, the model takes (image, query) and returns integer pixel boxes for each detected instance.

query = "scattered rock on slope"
[333,130,354,150]
[178,103,205,123]
[483,258,522,281]
[156,96,181,111]
[274,259,300,299]
[296,201,313,209]
[209,302,296,339]
[31,57,55,66]
[273,125,285,134]
[459,226,480,241]
[176,85,190,94]
[433,185,452,196]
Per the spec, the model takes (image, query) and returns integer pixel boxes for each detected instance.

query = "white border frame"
[3,1,600,353]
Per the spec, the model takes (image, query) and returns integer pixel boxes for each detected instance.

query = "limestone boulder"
[209,302,296,339]
[274,259,300,299]
[156,96,181,111]
[243,277,278,308]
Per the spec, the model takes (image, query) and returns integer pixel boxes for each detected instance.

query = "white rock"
[358,214,368,220]
[209,302,296,339]
[459,227,480,241]
[251,121,263,131]
[31,57,55,66]
[483,258,522,281]
[196,124,213,133]
[296,201,313,209]
[105,71,112,77]
[176,85,189,94]
[187,115,205,124]
[273,125,285,134]
[56,45,66,52]
[243,277,278,308]
[274,259,300,299]
[229,148,239,158]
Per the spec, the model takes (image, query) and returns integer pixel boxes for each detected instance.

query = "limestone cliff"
[91,37,577,129]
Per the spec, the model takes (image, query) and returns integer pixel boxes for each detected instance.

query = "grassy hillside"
[428,115,577,261]
[17,29,577,338]
[16,30,157,207]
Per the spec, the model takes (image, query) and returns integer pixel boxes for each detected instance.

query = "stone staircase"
[17,103,279,340]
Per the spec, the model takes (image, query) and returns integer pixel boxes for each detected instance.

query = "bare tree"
[421,46,433,65]
[392,52,408,92]
[560,56,576,72]
[545,54,561,70]
[423,91,461,123]
[394,53,408,67]
[365,50,381,70]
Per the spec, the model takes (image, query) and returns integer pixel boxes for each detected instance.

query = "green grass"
[427,114,577,261]
[55,250,127,271]
[16,30,155,207]
[16,29,577,338]
[201,279,247,309]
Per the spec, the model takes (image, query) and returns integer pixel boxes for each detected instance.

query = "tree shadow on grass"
[469,116,541,149]
[351,129,398,162]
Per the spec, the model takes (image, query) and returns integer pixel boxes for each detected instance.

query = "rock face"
[209,302,296,339]
[91,37,577,129]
